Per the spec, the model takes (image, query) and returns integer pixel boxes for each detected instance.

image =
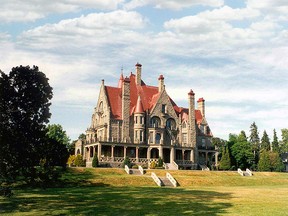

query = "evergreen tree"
[271,129,279,153]
[249,122,260,163]
[280,129,288,154]
[92,156,99,168]
[258,150,271,171]
[219,146,231,170]
[261,130,270,151]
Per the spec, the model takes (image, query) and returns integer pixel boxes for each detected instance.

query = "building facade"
[75,63,218,169]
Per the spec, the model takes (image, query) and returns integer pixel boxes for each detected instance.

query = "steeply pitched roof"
[105,72,204,124]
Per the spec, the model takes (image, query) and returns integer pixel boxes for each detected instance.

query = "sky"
[1,0,288,141]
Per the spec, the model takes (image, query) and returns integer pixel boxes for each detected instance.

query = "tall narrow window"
[162,104,166,113]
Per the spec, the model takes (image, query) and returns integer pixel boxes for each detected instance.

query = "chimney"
[122,77,130,142]
[188,89,197,162]
[197,97,205,117]
[135,62,142,85]
[158,74,164,92]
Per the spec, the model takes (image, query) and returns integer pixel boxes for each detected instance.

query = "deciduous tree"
[0,66,53,183]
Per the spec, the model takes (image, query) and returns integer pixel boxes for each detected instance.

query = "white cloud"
[124,0,224,10]
[0,0,124,22]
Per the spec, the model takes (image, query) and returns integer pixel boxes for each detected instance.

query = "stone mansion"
[75,63,218,169]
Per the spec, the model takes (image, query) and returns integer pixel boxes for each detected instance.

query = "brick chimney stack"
[135,62,142,85]
[158,74,164,92]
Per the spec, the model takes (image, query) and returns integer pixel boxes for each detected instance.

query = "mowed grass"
[1,168,288,215]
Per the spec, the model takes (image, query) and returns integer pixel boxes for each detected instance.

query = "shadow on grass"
[1,185,232,215]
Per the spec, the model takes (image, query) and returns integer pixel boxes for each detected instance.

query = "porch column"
[97,143,102,159]
[191,149,195,163]
[170,147,175,163]
[182,149,185,163]
[147,147,151,160]
[136,147,139,162]
[124,146,127,158]
[111,145,115,161]
[215,152,219,166]
[205,152,208,165]
[159,145,163,159]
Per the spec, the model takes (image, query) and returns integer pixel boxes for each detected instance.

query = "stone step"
[130,169,141,175]
[165,163,178,170]
[159,177,173,187]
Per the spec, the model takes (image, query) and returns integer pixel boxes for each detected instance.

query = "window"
[149,132,153,143]
[140,131,143,142]
[166,118,176,130]
[162,104,166,113]
[182,133,187,144]
[155,133,161,144]
[182,121,187,128]
[150,116,160,128]
[202,138,205,147]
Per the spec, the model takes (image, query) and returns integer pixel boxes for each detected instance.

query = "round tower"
[134,96,145,143]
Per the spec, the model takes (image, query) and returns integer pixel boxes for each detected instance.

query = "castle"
[75,63,218,169]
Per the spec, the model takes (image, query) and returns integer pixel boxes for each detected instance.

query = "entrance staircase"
[238,168,253,176]
[159,177,174,187]
[130,169,142,175]
[163,161,178,170]
[151,172,178,187]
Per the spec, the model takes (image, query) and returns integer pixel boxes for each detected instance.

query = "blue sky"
[1,0,288,141]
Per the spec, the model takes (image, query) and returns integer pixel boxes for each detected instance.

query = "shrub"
[150,161,156,169]
[92,156,99,168]
[132,164,138,169]
[74,154,85,167]
[157,157,163,167]
[142,164,148,169]
[67,155,76,167]
[122,157,131,168]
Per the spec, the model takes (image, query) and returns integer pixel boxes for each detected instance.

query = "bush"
[132,164,138,169]
[122,157,131,168]
[150,161,156,169]
[142,164,148,169]
[157,157,163,167]
[67,155,76,167]
[92,156,99,168]
[74,155,85,167]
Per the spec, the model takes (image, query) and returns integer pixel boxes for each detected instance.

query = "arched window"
[182,121,187,128]
[166,118,176,130]
[155,133,161,144]
[99,101,103,113]
[150,116,161,128]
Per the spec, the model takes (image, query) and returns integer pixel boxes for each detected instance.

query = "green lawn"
[1,168,288,215]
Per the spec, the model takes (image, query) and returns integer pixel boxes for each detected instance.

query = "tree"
[0,66,53,183]
[258,150,271,171]
[249,122,260,163]
[280,129,288,154]
[46,124,71,156]
[269,152,284,172]
[92,156,99,168]
[78,133,86,140]
[271,129,279,153]
[219,146,231,170]
[261,130,270,151]
[231,131,254,169]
